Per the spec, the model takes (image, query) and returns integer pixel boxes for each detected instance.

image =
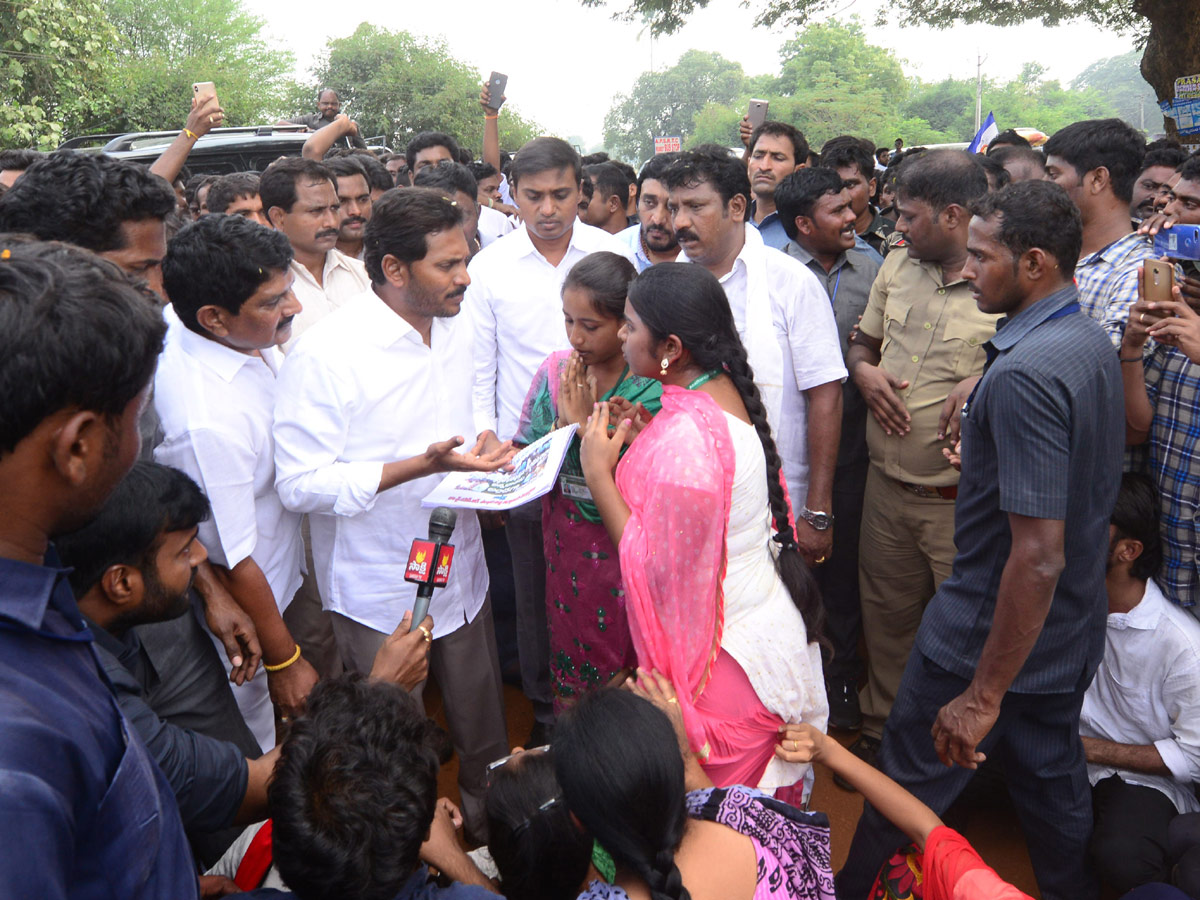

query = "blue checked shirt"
[1144,343,1200,608]
[1074,231,1155,347]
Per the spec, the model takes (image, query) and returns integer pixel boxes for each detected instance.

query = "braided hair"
[555,689,691,900]
[626,262,825,644]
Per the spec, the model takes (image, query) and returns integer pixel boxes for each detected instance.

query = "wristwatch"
[800,507,834,531]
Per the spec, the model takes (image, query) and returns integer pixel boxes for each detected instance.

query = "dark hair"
[563,251,636,318]
[317,87,339,102]
[986,129,1031,152]
[353,152,396,193]
[56,461,210,598]
[1111,473,1163,582]
[413,160,479,201]
[1042,118,1147,203]
[1146,138,1183,154]
[750,122,809,167]
[775,167,846,241]
[163,207,191,241]
[579,176,594,204]
[0,152,176,252]
[555,689,690,900]
[662,145,751,208]
[362,187,464,285]
[0,149,44,172]
[627,264,825,640]
[1178,156,1200,187]
[584,162,630,202]
[206,172,262,214]
[323,155,369,181]
[637,153,680,197]
[968,180,1081,277]
[487,750,591,900]
[989,146,1047,178]
[185,173,215,208]
[611,160,637,189]
[1140,148,1189,174]
[0,239,166,454]
[581,151,610,166]
[405,132,462,172]
[468,161,498,183]
[509,137,582,188]
[269,675,439,900]
[978,154,1012,191]
[895,148,988,213]
[819,135,874,182]
[260,158,335,216]
[163,214,294,334]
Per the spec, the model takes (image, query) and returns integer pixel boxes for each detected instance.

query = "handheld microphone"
[405,507,458,629]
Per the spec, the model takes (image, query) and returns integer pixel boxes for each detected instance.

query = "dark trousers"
[813,456,867,683]
[836,653,1096,900]
[1091,775,1177,893]
[506,501,553,726]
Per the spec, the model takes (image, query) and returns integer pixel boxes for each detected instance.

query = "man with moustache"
[260,157,370,352]
[777,166,882,731]
[468,137,632,743]
[274,189,513,842]
[154,214,314,752]
[324,156,373,261]
[746,121,808,250]
[838,180,1124,900]
[618,153,681,271]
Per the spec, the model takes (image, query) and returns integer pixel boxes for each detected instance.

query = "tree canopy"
[302,24,543,154]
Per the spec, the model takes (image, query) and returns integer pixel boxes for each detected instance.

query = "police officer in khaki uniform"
[841,149,1000,780]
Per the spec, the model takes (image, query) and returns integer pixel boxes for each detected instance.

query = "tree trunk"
[1137,0,1200,139]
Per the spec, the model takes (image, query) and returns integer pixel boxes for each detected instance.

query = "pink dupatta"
[616,385,736,755]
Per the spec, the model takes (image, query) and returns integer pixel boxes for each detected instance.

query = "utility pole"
[975,51,987,132]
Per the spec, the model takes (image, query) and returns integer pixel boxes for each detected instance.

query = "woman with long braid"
[579,263,828,801]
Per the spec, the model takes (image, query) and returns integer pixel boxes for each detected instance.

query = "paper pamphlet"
[420,424,580,510]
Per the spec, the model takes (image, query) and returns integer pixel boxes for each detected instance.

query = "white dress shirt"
[468,221,633,440]
[477,204,515,248]
[282,249,370,352]
[1080,578,1200,814]
[153,323,303,612]
[687,225,847,505]
[273,289,489,639]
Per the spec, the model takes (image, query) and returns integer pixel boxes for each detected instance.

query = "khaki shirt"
[859,250,1000,485]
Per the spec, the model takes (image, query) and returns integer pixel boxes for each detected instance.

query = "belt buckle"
[904,482,936,499]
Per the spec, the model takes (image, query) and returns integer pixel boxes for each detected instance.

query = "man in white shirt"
[1081,474,1200,893]
[663,145,846,568]
[617,153,682,273]
[273,188,514,841]
[155,214,316,752]
[260,157,371,352]
[468,137,632,739]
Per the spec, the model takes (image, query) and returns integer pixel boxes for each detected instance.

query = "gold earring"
[660,357,670,376]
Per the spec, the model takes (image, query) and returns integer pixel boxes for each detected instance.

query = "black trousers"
[836,653,1096,900]
[813,455,867,683]
[505,500,554,726]
[1091,775,1178,893]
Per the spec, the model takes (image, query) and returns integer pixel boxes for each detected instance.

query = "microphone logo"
[405,539,438,582]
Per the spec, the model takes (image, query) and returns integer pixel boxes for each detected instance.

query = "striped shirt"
[1143,343,1200,608]
[1074,231,1155,347]
[917,286,1125,693]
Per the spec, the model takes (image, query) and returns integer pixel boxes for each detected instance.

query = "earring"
[660,356,670,376]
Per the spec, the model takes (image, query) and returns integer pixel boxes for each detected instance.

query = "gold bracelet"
[264,644,302,672]
[183,128,199,140]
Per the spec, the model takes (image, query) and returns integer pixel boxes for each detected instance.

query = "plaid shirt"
[1074,231,1155,347]
[1145,343,1200,608]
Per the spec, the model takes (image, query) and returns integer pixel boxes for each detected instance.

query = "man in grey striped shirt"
[838,181,1124,900]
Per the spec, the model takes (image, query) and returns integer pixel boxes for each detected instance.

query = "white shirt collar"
[291,248,358,288]
[175,322,274,384]
[1108,578,1167,632]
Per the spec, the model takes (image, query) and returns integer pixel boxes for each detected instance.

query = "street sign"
[1176,74,1200,99]
[653,136,682,154]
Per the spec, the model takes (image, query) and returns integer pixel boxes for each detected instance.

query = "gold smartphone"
[1145,259,1175,306]
[191,81,217,108]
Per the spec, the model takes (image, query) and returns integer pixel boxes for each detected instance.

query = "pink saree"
[616,385,737,757]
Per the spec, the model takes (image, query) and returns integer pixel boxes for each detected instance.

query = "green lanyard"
[686,370,722,390]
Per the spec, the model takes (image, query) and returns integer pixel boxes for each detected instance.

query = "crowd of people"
[4,78,1200,900]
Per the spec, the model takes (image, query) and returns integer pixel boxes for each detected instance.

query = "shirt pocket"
[941,317,990,380]
[881,299,912,356]
[91,722,166,898]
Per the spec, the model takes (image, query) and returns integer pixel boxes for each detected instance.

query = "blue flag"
[968,112,998,154]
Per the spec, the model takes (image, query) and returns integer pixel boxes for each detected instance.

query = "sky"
[246,0,1137,147]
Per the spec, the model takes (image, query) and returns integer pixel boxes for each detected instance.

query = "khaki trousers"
[857,464,957,739]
